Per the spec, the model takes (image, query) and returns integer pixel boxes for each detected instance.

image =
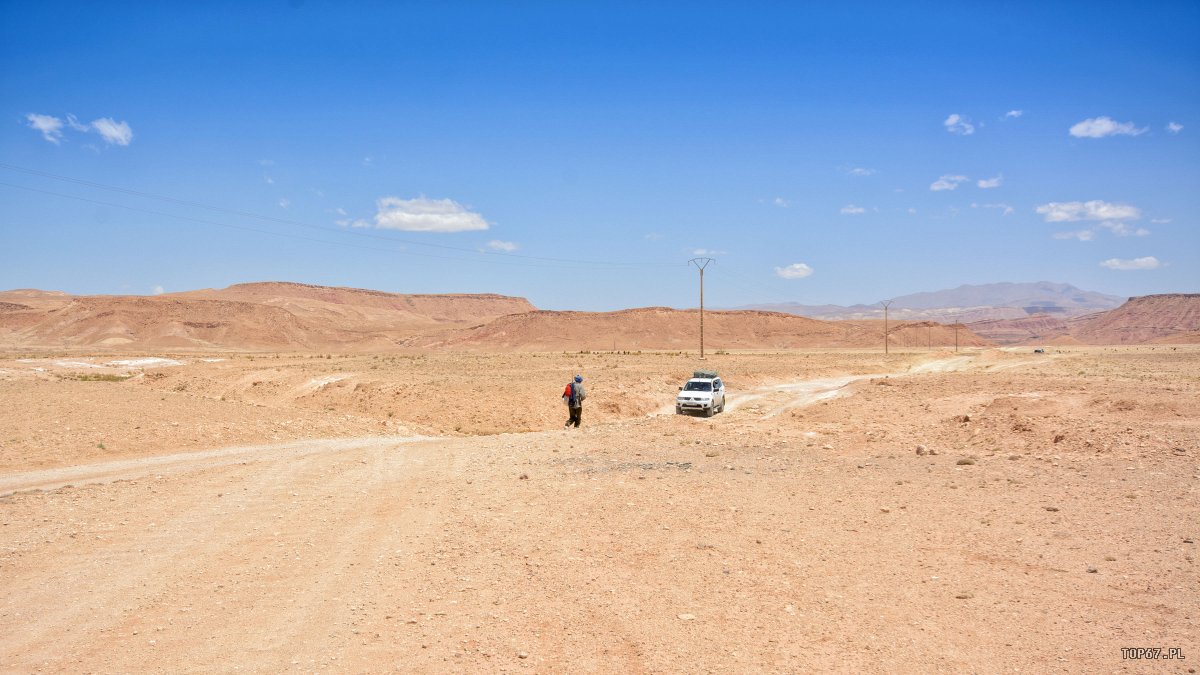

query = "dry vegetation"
[1,346,1197,671]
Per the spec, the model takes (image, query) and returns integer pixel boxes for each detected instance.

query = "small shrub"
[74,373,133,382]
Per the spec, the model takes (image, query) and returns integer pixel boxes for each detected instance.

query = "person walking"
[563,374,586,428]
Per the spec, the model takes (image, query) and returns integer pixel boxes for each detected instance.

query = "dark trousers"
[566,406,582,427]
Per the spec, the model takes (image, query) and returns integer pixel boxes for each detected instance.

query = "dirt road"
[2,348,1197,672]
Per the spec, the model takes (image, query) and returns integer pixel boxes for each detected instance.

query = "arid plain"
[1,344,1197,672]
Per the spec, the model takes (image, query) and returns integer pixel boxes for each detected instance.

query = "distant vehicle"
[676,370,726,417]
[1033,348,1045,354]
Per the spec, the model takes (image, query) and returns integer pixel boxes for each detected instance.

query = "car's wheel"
[705,405,715,418]
[676,405,682,415]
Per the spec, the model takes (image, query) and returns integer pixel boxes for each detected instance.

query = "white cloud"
[1150,218,1171,224]
[258,159,275,166]
[840,204,866,215]
[1101,256,1161,271]
[644,232,664,241]
[337,218,372,228]
[974,202,1014,215]
[485,240,518,252]
[977,175,1003,189]
[691,248,726,256]
[1053,230,1095,241]
[334,207,347,216]
[152,285,165,295]
[371,196,489,232]
[1167,122,1183,134]
[25,112,134,146]
[1005,110,1024,119]
[846,167,875,176]
[90,117,133,145]
[1035,200,1140,222]
[1097,221,1149,237]
[773,197,790,207]
[1069,116,1147,138]
[278,198,291,209]
[25,113,63,143]
[944,113,975,135]
[930,175,968,191]
[907,207,917,214]
[264,175,274,184]
[775,263,813,279]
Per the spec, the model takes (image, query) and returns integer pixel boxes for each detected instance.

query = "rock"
[955,592,974,600]
[678,613,696,620]
[1086,565,1098,573]
[518,474,529,480]
[956,458,975,465]
[705,450,719,457]
[880,507,890,513]
[1044,506,1060,512]
[929,448,939,456]
[518,651,529,659]
[916,445,927,456]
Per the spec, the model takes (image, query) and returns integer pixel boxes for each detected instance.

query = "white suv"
[676,374,725,417]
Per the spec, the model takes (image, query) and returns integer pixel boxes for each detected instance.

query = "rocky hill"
[0,283,536,351]
[411,308,992,351]
[175,282,534,327]
[967,294,1200,345]
[1073,294,1200,344]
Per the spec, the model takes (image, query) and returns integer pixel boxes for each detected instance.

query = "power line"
[688,258,714,359]
[0,162,681,269]
[880,299,894,354]
[716,266,802,307]
[0,181,600,269]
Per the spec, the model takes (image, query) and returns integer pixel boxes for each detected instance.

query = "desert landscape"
[2,284,1198,672]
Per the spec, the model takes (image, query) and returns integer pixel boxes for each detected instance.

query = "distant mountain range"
[737,282,1126,322]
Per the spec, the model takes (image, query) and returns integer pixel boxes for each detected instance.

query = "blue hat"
[574,375,582,382]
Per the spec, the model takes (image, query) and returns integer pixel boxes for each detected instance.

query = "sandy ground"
[1,347,1197,672]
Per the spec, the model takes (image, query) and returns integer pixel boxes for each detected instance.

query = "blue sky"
[2,1,1197,310]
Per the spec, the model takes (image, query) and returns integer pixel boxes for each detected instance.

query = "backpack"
[572,382,586,406]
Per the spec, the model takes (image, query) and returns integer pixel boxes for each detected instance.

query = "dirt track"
[1,348,1197,672]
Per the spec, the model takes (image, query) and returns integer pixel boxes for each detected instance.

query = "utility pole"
[689,258,714,359]
[880,300,894,355]
[953,314,960,352]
